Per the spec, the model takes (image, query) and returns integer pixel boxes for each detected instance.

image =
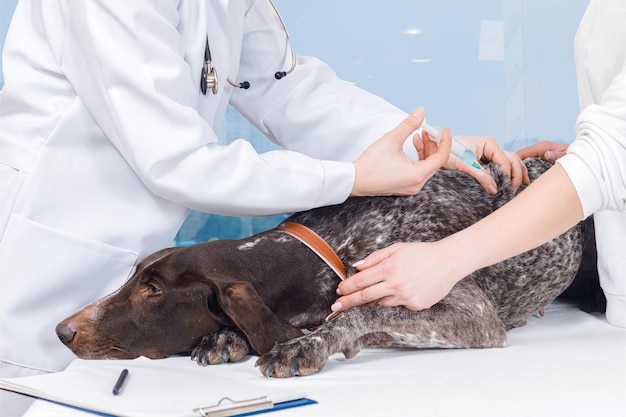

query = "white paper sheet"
[1,357,306,417]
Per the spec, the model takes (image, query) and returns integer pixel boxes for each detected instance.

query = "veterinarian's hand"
[516,141,569,164]
[452,136,529,194]
[351,107,451,197]
[331,242,466,313]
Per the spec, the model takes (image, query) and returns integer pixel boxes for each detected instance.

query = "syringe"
[421,122,482,170]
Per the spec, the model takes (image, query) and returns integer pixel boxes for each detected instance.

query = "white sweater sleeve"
[557,0,626,328]
[557,70,626,218]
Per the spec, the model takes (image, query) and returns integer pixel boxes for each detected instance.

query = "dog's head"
[56,241,302,360]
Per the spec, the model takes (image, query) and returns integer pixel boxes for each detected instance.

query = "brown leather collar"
[277,221,346,281]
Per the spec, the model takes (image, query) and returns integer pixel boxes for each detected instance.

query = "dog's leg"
[256,280,506,377]
[190,328,251,365]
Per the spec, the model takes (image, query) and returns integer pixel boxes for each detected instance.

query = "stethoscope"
[200,0,297,95]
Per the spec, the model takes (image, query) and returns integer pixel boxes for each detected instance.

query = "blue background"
[0,0,589,242]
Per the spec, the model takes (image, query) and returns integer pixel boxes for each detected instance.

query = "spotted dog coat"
[56,158,595,378]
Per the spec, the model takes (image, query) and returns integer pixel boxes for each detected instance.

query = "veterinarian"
[333,0,626,330]
[0,1,527,416]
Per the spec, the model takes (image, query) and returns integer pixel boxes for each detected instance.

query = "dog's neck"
[277,222,346,281]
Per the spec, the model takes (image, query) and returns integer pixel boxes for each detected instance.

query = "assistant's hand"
[331,241,465,313]
[451,135,529,193]
[516,140,569,164]
[351,108,451,197]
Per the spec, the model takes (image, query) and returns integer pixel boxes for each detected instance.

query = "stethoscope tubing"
[201,0,295,95]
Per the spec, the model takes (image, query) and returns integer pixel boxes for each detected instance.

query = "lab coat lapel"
[199,1,230,129]
[227,0,244,76]
[204,0,244,81]
[200,0,245,130]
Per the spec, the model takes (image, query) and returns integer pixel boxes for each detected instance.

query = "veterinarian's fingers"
[479,138,513,177]
[413,132,426,161]
[451,159,498,194]
[457,135,529,193]
[481,149,528,192]
[391,107,426,145]
[508,152,530,192]
[472,137,527,190]
[351,107,428,197]
[421,129,440,155]
[416,127,452,173]
[415,129,439,161]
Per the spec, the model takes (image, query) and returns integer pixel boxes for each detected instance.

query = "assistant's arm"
[332,163,582,313]
[334,72,626,315]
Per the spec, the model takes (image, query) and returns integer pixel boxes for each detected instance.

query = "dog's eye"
[147,283,161,294]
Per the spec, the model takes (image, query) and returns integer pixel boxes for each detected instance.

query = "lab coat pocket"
[0,214,139,302]
[0,214,140,371]
[0,163,25,237]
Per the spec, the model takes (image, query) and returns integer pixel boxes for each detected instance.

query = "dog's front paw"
[255,336,329,378]
[190,328,250,366]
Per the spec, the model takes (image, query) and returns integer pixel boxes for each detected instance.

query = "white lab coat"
[0,0,409,383]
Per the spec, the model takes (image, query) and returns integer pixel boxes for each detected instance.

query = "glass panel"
[274,0,587,150]
[174,106,288,246]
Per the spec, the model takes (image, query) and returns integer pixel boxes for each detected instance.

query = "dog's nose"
[55,322,76,345]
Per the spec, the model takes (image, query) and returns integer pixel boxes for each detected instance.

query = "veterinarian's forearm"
[450,163,584,276]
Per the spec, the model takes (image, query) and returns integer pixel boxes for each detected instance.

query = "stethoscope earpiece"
[273,51,296,81]
[227,79,250,89]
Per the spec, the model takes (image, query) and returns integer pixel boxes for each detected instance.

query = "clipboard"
[193,396,315,417]
[0,357,316,417]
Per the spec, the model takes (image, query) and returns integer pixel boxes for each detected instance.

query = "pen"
[112,369,129,396]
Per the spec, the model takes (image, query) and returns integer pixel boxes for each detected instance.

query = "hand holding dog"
[331,241,467,313]
[452,135,529,193]
[333,162,583,314]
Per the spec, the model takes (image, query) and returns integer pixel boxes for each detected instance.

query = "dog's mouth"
[73,345,138,360]
[55,321,137,359]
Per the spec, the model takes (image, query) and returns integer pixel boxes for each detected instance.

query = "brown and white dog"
[56,158,603,377]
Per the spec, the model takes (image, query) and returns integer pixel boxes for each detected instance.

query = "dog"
[56,158,600,377]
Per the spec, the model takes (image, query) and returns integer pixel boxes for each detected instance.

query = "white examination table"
[20,300,626,417]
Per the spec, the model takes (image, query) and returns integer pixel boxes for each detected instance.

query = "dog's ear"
[217,282,303,354]
[134,246,185,274]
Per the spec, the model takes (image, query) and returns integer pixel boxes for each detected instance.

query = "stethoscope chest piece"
[201,37,218,95]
